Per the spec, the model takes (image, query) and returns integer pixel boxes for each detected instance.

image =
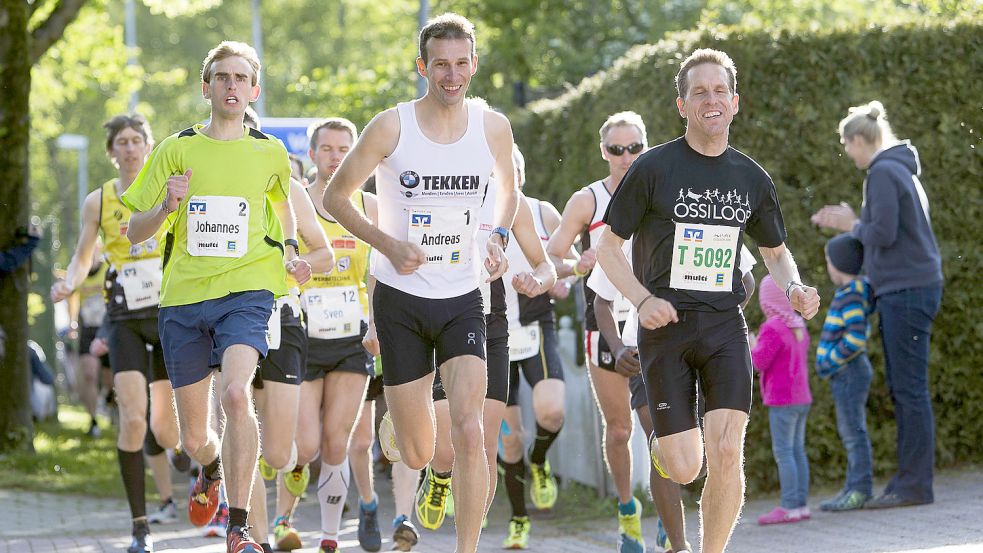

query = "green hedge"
[515,20,983,494]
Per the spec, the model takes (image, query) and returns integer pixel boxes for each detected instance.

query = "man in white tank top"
[544,111,650,553]
[323,14,518,553]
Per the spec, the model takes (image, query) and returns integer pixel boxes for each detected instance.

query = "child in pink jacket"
[751,275,812,525]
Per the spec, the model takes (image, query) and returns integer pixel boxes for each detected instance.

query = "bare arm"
[290,178,334,273]
[362,275,380,356]
[545,189,596,278]
[511,193,557,297]
[594,295,640,377]
[758,243,821,319]
[271,196,312,285]
[51,191,101,302]
[484,111,519,281]
[597,225,678,329]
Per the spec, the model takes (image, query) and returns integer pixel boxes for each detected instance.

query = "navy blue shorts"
[159,290,274,388]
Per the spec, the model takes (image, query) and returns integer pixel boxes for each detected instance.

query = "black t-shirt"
[604,137,786,312]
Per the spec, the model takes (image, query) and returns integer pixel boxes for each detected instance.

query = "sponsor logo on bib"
[337,256,350,273]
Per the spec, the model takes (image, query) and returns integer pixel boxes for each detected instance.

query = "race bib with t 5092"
[669,223,739,292]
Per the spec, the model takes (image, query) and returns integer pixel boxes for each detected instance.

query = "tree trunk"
[0,0,36,453]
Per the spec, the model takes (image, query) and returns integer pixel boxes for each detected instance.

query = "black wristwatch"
[491,226,509,249]
[284,238,300,256]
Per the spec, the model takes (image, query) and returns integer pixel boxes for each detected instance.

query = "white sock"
[317,458,350,541]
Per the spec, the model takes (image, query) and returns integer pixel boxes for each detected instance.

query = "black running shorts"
[375,281,486,387]
[638,308,752,437]
[108,317,168,382]
[433,313,508,403]
[303,321,374,381]
[255,324,306,388]
[507,321,565,407]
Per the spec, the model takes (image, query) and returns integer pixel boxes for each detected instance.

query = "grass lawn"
[0,404,128,497]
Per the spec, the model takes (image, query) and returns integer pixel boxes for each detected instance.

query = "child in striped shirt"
[817,233,875,512]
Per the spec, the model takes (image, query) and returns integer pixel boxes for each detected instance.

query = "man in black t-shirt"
[597,48,820,553]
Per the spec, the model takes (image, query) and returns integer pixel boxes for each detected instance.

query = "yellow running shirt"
[300,190,370,340]
[121,124,291,307]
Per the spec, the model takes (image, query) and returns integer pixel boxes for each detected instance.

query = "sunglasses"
[605,142,644,156]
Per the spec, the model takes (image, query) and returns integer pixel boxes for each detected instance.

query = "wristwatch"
[491,226,509,249]
[284,238,300,256]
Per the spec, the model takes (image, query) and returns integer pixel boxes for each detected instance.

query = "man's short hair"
[201,41,261,86]
[599,111,647,145]
[103,113,153,151]
[307,118,358,151]
[288,154,305,179]
[419,13,476,65]
[675,48,737,99]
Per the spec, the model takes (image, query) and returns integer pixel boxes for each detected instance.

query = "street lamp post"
[55,134,89,231]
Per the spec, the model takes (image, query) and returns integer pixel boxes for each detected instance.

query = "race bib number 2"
[407,206,474,266]
[186,195,249,258]
[669,223,739,292]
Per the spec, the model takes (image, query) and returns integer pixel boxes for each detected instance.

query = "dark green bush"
[515,20,983,494]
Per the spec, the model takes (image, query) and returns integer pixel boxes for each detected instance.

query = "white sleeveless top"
[582,179,613,251]
[503,196,550,327]
[374,100,495,298]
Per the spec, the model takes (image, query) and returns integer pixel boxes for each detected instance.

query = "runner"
[323,13,519,552]
[121,41,312,553]
[50,113,183,553]
[544,111,649,553]
[498,145,568,549]
[239,115,335,553]
[419,144,556,535]
[596,48,820,553]
[69,244,108,439]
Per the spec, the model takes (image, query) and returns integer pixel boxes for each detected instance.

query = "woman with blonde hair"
[812,100,943,509]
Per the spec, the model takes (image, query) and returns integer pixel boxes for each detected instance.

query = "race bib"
[276,289,302,323]
[304,286,361,340]
[508,323,541,362]
[669,223,739,292]
[80,294,106,327]
[614,293,632,323]
[407,206,474,266]
[186,195,249,258]
[265,301,281,350]
[117,258,161,310]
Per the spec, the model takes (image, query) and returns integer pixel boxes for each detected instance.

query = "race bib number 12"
[407,206,474,266]
[669,223,739,292]
[186,195,249,258]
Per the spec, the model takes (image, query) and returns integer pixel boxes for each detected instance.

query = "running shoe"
[528,460,558,510]
[617,498,645,553]
[655,517,671,551]
[821,489,868,512]
[415,466,452,530]
[392,515,419,552]
[168,448,191,473]
[318,539,339,553]
[272,516,302,551]
[147,498,178,524]
[502,515,530,549]
[189,470,222,527]
[87,419,102,439]
[203,502,229,538]
[444,491,455,518]
[357,501,382,552]
[649,434,670,479]
[258,455,277,481]
[127,520,153,553]
[283,464,310,498]
[227,524,262,553]
[379,411,401,462]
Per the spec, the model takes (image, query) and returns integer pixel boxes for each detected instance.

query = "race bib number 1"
[669,223,739,292]
[407,206,474,266]
[186,195,249,258]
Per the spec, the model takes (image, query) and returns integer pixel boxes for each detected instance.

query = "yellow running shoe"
[444,489,455,518]
[273,515,302,551]
[284,464,310,498]
[414,466,452,530]
[617,497,645,553]
[502,516,530,549]
[258,455,277,481]
[528,460,558,510]
[649,434,670,479]
[379,411,401,463]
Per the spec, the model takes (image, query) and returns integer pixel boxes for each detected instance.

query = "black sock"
[229,507,248,529]
[434,469,452,480]
[118,448,147,519]
[262,544,274,553]
[132,518,149,536]
[203,456,222,481]
[498,455,528,517]
[530,422,561,465]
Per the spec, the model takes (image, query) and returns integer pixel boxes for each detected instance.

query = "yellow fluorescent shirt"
[121,124,291,307]
[300,190,370,316]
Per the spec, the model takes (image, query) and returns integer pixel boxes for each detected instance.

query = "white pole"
[125,0,138,113]
[417,0,429,98]
[252,0,266,117]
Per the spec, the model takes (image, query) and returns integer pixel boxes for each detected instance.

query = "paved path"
[2,467,981,552]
